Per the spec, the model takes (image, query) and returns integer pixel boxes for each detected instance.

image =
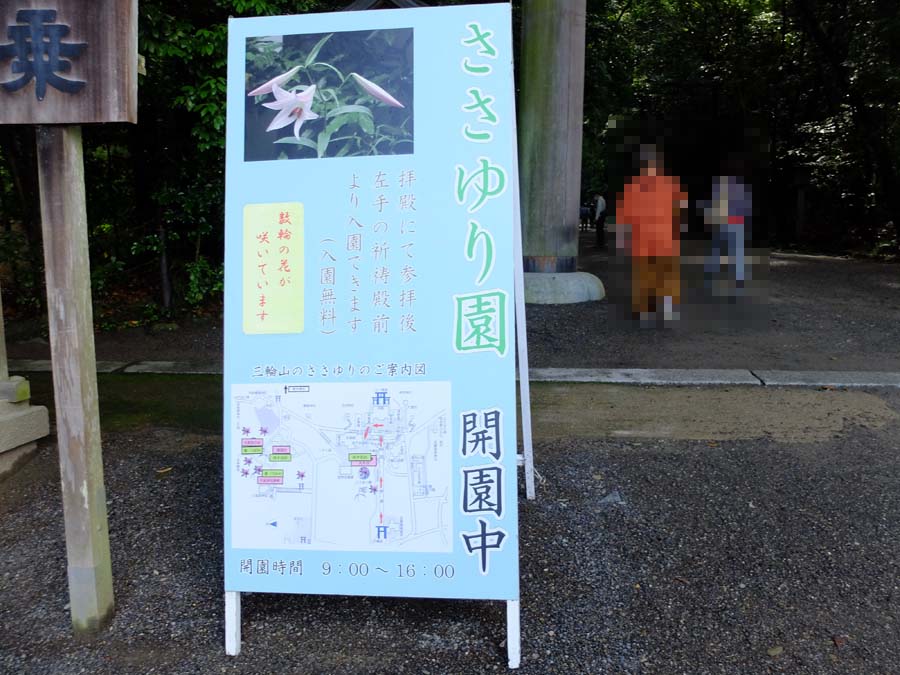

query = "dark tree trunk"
[0,125,47,315]
[158,220,172,311]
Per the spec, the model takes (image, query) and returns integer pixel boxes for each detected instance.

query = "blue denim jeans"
[705,224,745,283]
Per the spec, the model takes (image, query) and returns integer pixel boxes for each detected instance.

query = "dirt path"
[526,235,900,371]
[6,234,899,372]
[529,382,899,443]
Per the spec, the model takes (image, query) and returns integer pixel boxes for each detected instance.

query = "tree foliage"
[582,0,900,252]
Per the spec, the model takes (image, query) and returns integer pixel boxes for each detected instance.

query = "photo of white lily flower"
[262,83,319,139]
[246,64,302,97]
[244,27,413,161]
[349,72,405,108]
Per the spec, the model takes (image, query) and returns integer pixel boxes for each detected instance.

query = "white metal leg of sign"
[506,599,521,668]
[511,164,537,501]
[225,591,241,656]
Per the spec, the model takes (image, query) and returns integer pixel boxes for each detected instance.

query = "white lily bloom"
[263,83,319,139]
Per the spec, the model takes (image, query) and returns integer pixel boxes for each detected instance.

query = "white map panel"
[230,382,452,552]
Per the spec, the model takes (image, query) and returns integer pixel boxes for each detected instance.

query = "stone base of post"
[524,272,605,304]
[0,441,39,478]
[1,284,49,478]
[0,397,49,479]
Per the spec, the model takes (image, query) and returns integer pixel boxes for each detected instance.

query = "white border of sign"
[223,4,536,668]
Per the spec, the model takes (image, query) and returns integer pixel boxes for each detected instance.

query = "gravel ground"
[3,233,899,673]
[3,388,900,674]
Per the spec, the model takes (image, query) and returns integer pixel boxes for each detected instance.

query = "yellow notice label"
[243,203,304,334]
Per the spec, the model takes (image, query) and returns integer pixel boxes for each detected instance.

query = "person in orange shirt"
[615,147,687,323]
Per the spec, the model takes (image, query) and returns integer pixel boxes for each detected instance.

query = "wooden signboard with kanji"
[0,0,137,124]
[0,0,137,637]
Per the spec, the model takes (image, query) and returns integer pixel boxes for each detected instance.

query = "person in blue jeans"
[703,174,752,293]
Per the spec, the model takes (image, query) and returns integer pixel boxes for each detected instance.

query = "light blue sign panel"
[224,3,519,601]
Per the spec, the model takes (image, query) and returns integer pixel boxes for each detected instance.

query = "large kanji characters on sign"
[0,1,137,124]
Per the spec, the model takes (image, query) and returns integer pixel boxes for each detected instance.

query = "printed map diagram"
[230,382,452,552]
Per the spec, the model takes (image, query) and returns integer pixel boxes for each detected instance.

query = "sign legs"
[225,591,241,656]
[506,599,521,668]
[511,133,537,501]
[36,125,114,635]
[226,592,516,666]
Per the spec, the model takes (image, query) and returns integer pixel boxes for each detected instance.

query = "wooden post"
[36,125,114,635]
[519,0,587,274]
